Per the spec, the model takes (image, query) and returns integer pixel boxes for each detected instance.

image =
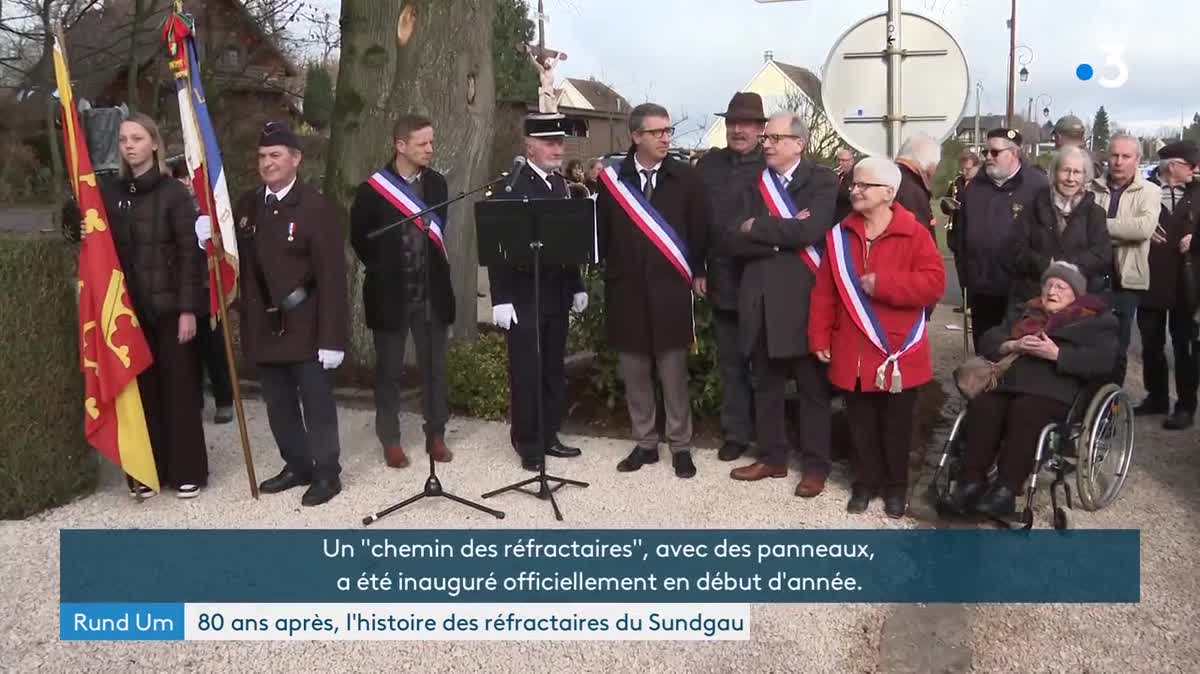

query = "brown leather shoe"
[426,433,453,463]
[794,474,827,498]
[384,445,410,468]
[730,462,787,481]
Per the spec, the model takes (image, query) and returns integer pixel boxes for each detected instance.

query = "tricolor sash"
[827,223,925,393]
[366,170,447,258]
[599,164,692,283]
[758,169,824,273]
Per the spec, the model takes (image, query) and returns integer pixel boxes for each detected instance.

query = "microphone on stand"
[503,156,528,193]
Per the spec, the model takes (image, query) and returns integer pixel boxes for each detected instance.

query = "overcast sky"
[318,1,1200,144]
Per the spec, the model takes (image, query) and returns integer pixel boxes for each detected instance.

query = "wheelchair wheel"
[928,410,966,506]
[1076,384,1134,511]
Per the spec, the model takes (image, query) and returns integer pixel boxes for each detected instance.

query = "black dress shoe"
[1163,409,1195,430]
[521,457,544,472]
[301,478,342,507]
[545,440,582,458]
[717,441,748,462]
[939,480,987,515]
[973,484,1016,518]
[1133,398,1169,416]
[617,446,659,472]
[846,487,875,514]
[883,495,907,519]
[259,469,311,494]
[672,451,697,478]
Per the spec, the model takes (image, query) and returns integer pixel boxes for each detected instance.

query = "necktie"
[266,193,279,208]
[641,169,656,201]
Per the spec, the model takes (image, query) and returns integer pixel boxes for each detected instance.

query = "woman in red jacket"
[809,157,946,518]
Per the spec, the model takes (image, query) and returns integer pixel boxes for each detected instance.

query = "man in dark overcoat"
[350,113,455,470]
[228,122,349,506]
[596,102,711,479]
[722,111,838,497]
[488,113,588,471]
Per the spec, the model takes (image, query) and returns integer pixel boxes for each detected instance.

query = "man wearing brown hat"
[952,127,1048,346]
[218,121,349,506]
[1136,140,1200,430]
[696,92,767,462]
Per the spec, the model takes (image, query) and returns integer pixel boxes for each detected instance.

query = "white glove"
[572,292,588,313]
[195,215,211,250]
[317,349,344,370]
[492,304,518,330]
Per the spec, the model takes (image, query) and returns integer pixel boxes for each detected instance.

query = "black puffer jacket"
[101,168,204,324]
[954,163,1049,296]
[1009,187,1112,303]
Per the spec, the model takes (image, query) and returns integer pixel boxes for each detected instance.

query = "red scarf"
[1011,295,1106,339]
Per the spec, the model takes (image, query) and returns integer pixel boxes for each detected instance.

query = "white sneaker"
[128,484,155,499]
[177,484,201,499]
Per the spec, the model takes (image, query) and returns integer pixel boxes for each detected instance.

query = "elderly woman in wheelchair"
[937,261,1125,523]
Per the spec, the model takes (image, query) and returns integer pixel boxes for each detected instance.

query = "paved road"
[0,206,57,234]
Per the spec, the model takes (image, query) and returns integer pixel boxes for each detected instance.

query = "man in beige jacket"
[1089,133,1162,385]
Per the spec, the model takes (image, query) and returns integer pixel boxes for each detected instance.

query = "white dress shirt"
[266,177,297,204]
[528,161,555,191]
[634,157,664,191]
[778,159,802,187]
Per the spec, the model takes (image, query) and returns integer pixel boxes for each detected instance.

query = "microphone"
[503,156,528,193]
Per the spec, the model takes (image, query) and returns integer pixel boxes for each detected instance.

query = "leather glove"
[317,349,345,370]
[492,304,518,330]
[572,292,588,313]
[195,215,211,250]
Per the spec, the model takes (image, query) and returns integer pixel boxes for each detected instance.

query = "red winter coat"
[808,203,946,393]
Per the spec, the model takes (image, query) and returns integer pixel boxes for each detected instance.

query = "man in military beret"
[951,127,1049,346]
[488,113,588,472]
[200,121,350,506]
[1052,115,1104,177]
[1135,141,1200,430]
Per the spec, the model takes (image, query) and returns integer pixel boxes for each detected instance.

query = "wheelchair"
[928,383,1135,529]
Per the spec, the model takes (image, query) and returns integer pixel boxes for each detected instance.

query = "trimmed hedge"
[0,233,96,519]
[447,330,510,421]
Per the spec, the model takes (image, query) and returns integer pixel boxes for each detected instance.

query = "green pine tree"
[492,0,538,100]
[302,64,335,130]
[1183,113,1200,144]
[1092,106,1111,156]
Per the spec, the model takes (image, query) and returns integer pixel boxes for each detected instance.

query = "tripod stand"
[476,197,593,521]
[362,172,508,526]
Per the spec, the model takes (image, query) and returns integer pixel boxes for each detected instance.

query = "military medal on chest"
[287,222,295,242]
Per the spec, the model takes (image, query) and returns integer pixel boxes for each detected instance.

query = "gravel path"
[1,305,1196,672]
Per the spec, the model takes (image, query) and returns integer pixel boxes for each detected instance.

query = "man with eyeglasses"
[1134,141,1200,430]
[695,92,767,463]
[597,102,711,479]
[722,111,838,497]
[953,127,1048,347]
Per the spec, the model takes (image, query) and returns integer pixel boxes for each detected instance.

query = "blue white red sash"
[599,164,692,283]
[366,170,447,258]
[758,169,823,274]
[826,223,925,393]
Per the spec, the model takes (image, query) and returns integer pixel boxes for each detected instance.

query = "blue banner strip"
[60,603,184,640]
[59,529,1139,604]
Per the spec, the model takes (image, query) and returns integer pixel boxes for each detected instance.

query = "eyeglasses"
[759,134,800,145]
[986,147,1013,158]
[850,182,890,192]
[637,126,675,139]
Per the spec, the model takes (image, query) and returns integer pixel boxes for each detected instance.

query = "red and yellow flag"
[54,32,159,491]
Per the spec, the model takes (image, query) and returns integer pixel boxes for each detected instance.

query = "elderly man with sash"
[488,112,588,472]
[597,102,711,479]
[350,113,455,470]
[722,111,839,497]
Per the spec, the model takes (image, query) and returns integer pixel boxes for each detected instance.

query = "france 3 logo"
[1076,44,1128,89]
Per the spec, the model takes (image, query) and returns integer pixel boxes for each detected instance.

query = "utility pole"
[1006,0,1017,127]
[974,82,982,153]
[886,0,903,157]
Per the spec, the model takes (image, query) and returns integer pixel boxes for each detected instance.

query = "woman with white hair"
[1009,146,1112,303]
[809,157,946,518]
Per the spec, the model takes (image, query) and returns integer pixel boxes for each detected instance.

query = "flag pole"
[170,6,258,499]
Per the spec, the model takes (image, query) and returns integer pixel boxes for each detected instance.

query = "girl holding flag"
[809,157,945,518]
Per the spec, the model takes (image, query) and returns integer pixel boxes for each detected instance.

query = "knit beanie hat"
[1042,260,1087,297]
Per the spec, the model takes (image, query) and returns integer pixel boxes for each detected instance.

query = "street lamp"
[1016,45,1033,83]
[1036,93,1052,119]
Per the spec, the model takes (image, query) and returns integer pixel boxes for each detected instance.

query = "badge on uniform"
[287,222,295,242]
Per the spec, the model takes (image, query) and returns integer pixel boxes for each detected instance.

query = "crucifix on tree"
[527,0,567,113]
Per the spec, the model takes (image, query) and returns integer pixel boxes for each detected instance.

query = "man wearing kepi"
[695,92,767,463]
[228,122,348,506]
[489,112,587,472]
[723,111,838,497]
[350,114,455,470]
[953,127,1048,347]
[597,103,711,479]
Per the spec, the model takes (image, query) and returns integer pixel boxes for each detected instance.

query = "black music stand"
[475,197,596,520]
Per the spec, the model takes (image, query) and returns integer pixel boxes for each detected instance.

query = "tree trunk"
[125,0,146,112]
[40,5,62,205]
[326,0,496,368]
